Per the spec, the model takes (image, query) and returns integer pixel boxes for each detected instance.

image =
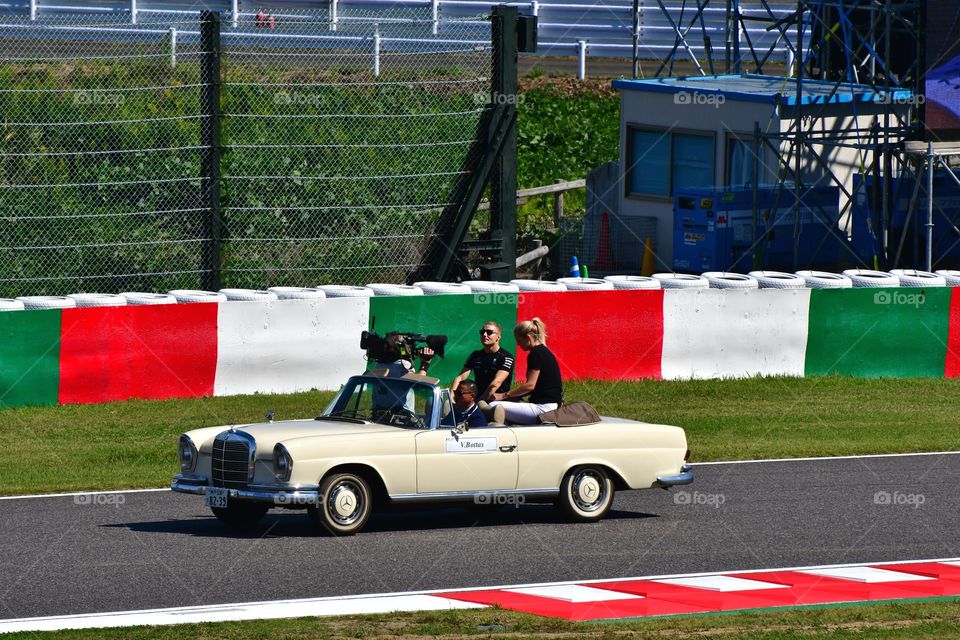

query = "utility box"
[850,171,960,267]
[517,15,538,53]
[673,185,843,272]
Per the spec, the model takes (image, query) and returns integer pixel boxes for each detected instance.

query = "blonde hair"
[514,317,547,344]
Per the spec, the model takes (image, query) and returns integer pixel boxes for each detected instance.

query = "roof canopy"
[612,74,912,106]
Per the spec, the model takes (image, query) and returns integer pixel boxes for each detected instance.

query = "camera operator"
[368,334,434,376]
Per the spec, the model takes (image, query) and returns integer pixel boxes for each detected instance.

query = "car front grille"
[212,431,255,489]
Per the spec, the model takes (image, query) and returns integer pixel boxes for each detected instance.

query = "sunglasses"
[454,389,473,396]
[479,329,497,336]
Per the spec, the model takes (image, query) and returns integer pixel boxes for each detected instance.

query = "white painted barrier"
[213,297,370,396]
[661,288,811,380]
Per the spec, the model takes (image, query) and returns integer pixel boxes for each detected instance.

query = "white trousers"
[488,400,558,425]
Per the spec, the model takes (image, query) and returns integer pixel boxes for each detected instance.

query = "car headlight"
[273,443,293,482]
[178,434,198,473]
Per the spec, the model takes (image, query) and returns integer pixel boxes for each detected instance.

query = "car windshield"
[321,377,435,429]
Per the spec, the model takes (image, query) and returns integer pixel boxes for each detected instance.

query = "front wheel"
[308,472,372,536]
[211,502,270,530]
[557,466,615,522]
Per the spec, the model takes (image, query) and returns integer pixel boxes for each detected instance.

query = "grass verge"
[6,599,960,639]
[2,377,959,495]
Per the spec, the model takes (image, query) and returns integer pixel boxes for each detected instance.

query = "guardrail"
[0,0,798,78]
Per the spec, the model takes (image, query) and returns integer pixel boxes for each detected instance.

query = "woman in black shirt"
[489,317,563,424]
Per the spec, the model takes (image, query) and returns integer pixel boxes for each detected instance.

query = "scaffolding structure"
[740,1,931,270]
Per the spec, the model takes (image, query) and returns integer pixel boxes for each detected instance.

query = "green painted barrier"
[368,294,519,384]
[805,288,951,377]
[0,310,61,408]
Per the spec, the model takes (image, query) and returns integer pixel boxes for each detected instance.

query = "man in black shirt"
[451,321,514,402]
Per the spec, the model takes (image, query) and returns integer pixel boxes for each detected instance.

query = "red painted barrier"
[945,288,960,377]
[58,304,219,404]
[515,290,664,382]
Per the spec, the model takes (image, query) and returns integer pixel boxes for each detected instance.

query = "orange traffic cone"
[640,237,655,276]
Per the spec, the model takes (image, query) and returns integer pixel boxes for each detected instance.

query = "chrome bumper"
[171,474,320,505]
[656,464,694,488]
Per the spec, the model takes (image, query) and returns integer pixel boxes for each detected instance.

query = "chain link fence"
[0,9,491,296]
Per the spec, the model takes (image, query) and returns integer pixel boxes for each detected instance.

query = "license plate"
[205,487,228,508]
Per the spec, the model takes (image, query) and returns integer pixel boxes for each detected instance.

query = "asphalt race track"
[1,453,958,620]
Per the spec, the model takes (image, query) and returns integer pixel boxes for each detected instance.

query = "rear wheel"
[308,472,372,536]
[211,502,270,530]
[557,466,615,522]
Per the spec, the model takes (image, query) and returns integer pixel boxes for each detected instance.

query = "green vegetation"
[8,598,960,639]
[0,58,618,295]
[516,78,619,234]
[3,377,959,496]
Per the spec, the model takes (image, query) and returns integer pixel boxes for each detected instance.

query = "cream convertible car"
[172,371,693,535]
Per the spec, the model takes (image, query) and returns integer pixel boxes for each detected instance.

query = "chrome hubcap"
[572,471,606,512]
[328,482,363,525]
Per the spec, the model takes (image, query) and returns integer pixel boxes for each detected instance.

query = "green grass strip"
[2,377,960,495]
[4,598,960,639]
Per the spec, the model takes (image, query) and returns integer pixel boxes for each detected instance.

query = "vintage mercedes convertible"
[172,371,693,535]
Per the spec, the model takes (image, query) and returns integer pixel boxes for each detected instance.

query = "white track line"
[0,487,169,501]
[0,594,484,634]
[2,451,959,501]
[691,450,960,466]
[2,557,959,634]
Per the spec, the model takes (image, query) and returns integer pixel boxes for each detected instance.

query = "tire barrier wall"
[214,298,369,397]
[1,288,959,409]
[0,309,60,407]
[59,304,219,405]
[662,289,811,380]
[517,290,664,382]
[368,293,520,383]
[805,288,952,378]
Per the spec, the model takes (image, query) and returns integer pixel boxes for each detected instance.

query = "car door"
[414,394,518,493]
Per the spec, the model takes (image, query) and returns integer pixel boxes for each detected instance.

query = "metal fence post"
[372,28,381,77]
[231,0,238,28]
[200,11,222,291]
[631,0,639,79]
[577,40,587,79]
[169,26,177,67]
[330,0,338,31]
[553,179,564,228]
[130,0,137,24]
[29,0,37,20]
[431,0,439,35]
[491,5,518,279]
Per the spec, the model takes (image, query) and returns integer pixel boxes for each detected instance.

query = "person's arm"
[450,367,472,391]
[416,347,435,375]
[481,370,510,401]
[494,369,539,401]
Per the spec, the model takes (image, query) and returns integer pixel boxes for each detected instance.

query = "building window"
[726,134,760,188]
[626,127,715,198]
